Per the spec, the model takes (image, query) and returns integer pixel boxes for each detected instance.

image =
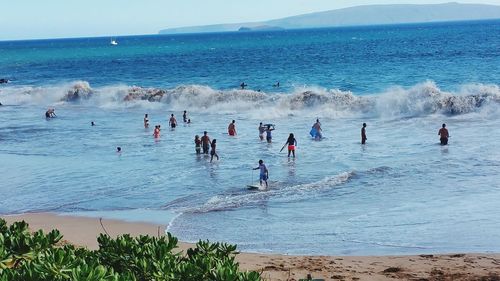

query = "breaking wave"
[1,80,499,118]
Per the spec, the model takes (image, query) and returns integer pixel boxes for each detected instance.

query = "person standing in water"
[311,119,322,139]
[183,111,188,123]
[210,139,219,162]
[194,135,201,154]
[253,160,269,188]
[438,123,449,145]
[228,120,237,136]
[258,122,266,141]
[361,123,367,144]
[144,114,149,128]
[153,125,161,138]
[281,133,298,158]
[265,124,275,143]
[169,114,177,128]
[201,131,211,154]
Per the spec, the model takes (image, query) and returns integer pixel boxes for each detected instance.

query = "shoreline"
[2,213,499,281]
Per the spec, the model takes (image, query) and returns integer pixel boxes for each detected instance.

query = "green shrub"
[0,218,260,281]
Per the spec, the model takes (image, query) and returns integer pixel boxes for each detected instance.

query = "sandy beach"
[2,213,498,281]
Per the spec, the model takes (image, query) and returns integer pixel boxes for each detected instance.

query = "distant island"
[159,2,500,34]
[238,25,285,32]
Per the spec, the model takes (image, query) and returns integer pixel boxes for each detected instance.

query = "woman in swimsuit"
[281,133,297,158]
[210,139,219,162]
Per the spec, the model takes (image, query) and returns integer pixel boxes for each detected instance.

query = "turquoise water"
[1,20,499,255]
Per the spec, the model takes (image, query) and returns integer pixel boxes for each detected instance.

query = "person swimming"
[228,120,237,136]
[194,135,201,154]
[45,108,56,118]
[169,114,177,128]
[438,123,449,145]
[91,121,95,126]
[253,159,269,188]
[116,147,122,153]
[144,114,149,128]
[210,139,219,162]
[201,131,211,154]
[187,119,191,124]
[281,133,297,158]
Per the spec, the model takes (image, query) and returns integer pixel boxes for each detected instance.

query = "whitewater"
[1,20,499,255]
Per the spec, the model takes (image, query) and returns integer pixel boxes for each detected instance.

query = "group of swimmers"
[140,111,451,184]
[194,131,219,162]
[38,107,449,189]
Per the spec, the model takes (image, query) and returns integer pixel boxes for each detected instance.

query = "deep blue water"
[1,20,499,255]
[1,20,499,93]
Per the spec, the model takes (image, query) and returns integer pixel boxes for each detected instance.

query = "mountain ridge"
[159,2,500,34]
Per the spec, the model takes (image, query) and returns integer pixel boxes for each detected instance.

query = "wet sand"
[2,213,499,281]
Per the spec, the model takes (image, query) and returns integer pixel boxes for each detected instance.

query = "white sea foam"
[170,171,355,214]
[1,81,499,119]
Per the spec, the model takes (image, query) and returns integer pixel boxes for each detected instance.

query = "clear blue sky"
[2,0,499,40]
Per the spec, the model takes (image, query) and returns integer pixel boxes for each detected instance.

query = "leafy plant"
[0,218,261,281]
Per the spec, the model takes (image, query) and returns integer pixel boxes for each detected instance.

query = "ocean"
[1,20,499,255]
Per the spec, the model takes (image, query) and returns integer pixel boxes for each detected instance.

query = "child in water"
[194,135,201,154]
[210,139,219,162]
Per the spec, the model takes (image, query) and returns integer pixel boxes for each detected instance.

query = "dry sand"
[2,213,499,281]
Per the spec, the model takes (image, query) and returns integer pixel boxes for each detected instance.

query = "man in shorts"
[253,160,269,188]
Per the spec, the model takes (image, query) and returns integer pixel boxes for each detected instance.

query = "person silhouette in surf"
[438,123,449,145]
[240,82,247,89]
[361,123,367,144]
[228,120,237,136]
[144,114,149,128]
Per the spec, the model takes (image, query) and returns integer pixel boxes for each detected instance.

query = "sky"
[1,0,500,40]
